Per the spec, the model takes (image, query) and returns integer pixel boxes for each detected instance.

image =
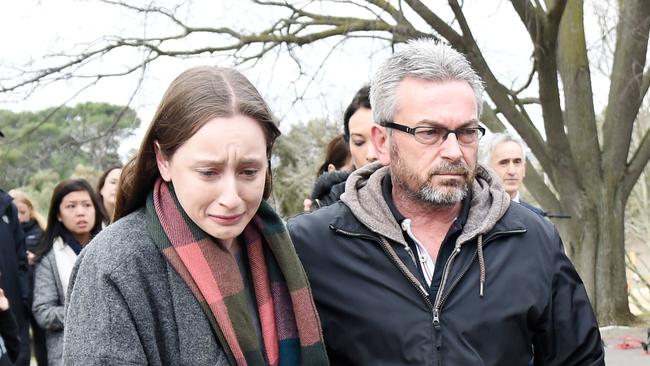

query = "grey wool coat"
[63,209,229,366]
[32,247,67,366]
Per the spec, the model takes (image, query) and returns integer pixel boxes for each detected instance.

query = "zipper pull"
[433,309,442,350]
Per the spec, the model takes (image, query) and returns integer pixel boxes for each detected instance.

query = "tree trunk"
[554,191,633,325]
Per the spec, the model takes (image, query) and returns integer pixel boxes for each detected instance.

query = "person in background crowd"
[96,166,122,223]
[315,134,354,176]
[304,134,353,211]
[32,179,105,366]
[8,190,48,366]
[344,85,377,169]
[482,132,545,216]
[288,39,604,365]
[304,85,377,212]
[0,285,21,366]
[0,130,31,366]
[63,66,328,366]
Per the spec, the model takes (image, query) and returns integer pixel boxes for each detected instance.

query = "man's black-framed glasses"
[382,122,486,146]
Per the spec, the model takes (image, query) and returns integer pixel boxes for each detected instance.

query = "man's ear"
[154,141,172,182]
[371,124,391,166]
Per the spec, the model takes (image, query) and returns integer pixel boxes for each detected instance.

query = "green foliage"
[271,118,342,218]
[0,102,140,212]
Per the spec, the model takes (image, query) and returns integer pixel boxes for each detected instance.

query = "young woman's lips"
[77,220,89,228]
[210,213,244,225]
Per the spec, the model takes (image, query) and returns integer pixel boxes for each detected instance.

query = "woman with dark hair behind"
[305,134,353,211]
[63,66,328,366]
[95,166,122,223]
[32,179,105,366]
[342,85,376,169]
[303,85,376,212]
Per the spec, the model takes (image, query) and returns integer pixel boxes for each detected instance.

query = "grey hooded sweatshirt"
[288,161,604,366]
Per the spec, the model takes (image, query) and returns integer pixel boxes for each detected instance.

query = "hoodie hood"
[340,161,511,246]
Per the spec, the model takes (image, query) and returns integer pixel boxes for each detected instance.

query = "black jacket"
[0,191,28,327]
[518,199,546,217]
[21,219,44,306]
[288,163,604,366]
[21,219,43,253]
[310,171,349,209]
[0,308,20,362]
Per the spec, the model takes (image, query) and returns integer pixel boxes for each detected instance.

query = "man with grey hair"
[288,39,603,365]
[483,132,545,216]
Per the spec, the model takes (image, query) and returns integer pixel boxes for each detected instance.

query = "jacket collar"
[338,161,512,246]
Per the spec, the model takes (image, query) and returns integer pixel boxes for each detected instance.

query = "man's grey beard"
[390,142,473,207]
[394,170,469,207]
[413,178,468,206]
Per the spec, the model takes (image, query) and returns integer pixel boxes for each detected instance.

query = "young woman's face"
[156,115,268,247]
[15,201,31,224]
[58,190,96,236]
[100,168,122,206]
[348,107,377,169]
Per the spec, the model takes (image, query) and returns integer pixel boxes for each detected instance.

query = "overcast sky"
[0,0,610,159]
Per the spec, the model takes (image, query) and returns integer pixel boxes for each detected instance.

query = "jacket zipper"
[330,224,526,364]
[329,225,433,309]
[433,229,527,320]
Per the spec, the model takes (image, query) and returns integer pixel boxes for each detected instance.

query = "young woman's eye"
[353,140,365,147]
[198,170,219,177]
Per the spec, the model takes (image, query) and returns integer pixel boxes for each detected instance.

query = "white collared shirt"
[401,219,436,288]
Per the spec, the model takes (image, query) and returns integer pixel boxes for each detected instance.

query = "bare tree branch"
[641,66,650,102]
[623,127,650,201]
[603,0,650,189]
[511,61,537,95]
[557,0,603,195]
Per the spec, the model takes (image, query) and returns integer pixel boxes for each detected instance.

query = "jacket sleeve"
[9,204,28,304]
[32,254,65,331]
[63,249,147,365]
[532,234,605,366]
[0,308,21,362]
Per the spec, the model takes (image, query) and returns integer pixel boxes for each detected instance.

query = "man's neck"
[392,185,462,260]
[510,190,520,202]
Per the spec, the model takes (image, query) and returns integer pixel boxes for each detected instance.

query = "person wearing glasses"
[287,39,604,365]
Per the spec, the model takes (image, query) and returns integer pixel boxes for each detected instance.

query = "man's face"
[489,140,525,198]
[381,77,479,207]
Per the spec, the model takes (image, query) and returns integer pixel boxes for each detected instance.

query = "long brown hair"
[114,66,281,220]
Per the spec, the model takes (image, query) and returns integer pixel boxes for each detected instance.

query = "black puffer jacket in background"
[21,220,43,253]
[289,162,604,366]
[310,171,349,209]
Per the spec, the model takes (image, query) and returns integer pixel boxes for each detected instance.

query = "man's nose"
[439,133,463,161]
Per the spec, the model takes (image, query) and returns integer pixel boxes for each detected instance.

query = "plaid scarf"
[145,179,328,366]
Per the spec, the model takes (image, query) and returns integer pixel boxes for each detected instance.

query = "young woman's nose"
[218,175,243,208]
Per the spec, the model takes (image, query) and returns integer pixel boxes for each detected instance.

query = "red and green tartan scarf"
[145,179,329,366]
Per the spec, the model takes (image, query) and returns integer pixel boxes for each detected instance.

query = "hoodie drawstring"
[477,234,485,297]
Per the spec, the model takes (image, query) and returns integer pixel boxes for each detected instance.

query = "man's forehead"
[492,141,524,158]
